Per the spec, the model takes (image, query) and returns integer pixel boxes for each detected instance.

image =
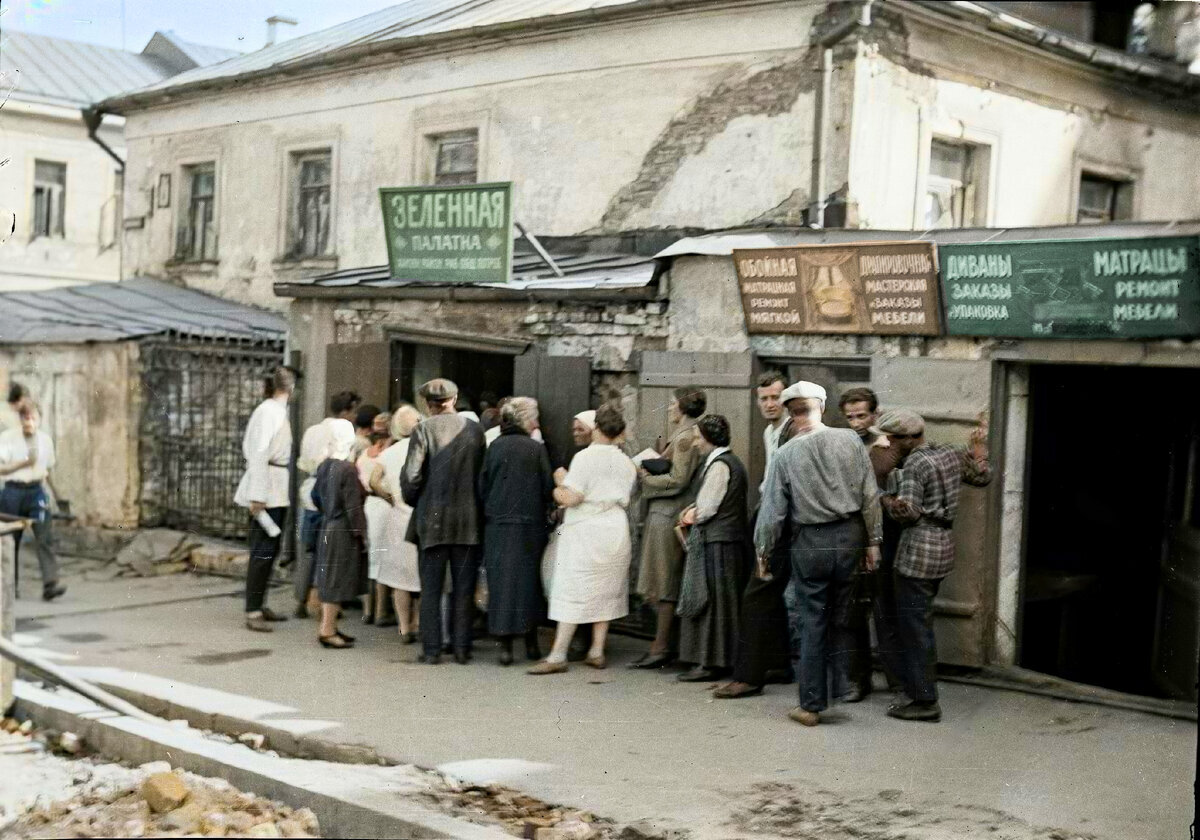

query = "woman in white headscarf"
[312,419,368,649]
[541,409,600,594]
[369,404,423,643]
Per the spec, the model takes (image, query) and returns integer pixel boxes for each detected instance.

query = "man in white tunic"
[234,367,295,632]
[0,407,65,600]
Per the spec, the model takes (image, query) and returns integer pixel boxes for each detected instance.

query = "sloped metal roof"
[157,31,241,68]
[0,278,286,345]
[276,248,658,298]
[102,0,648,106]
[0,30,175,107]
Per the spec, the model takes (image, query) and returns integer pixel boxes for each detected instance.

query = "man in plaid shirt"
[878,409,990,722]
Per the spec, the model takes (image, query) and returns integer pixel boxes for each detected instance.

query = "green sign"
[379,182,513,284]
[941,236,1200,338]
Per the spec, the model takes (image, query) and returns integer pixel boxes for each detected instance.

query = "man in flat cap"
[876,408,990,722]
[402,378,487,664]
[755,381,882,727]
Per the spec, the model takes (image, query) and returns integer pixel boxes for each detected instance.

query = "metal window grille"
[290,152,332,257]
[177,164,217,261]
[32,160,66,238]
[139,335,285,539]
[432,130,478,185]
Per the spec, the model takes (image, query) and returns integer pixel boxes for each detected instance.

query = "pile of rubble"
[112,529,202,577]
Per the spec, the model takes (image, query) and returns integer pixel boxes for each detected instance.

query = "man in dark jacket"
[401,378,487,664]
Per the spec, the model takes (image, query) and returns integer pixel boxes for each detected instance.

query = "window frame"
[412,112,490,186]
[286,148,335,259]
[922,137,992,230]
[174,159,220,263]
[31,159,67,240]
[1072,159,1138,225]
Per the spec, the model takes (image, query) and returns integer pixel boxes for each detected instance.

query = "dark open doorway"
[390,341,514,413]
[1021,363,1200,700]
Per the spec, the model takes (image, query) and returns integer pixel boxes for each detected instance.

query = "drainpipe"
[811,0,874,229]
[82,107,126,279]
[82,108,125,171]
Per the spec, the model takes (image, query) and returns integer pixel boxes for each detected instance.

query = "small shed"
[0,278,285,540]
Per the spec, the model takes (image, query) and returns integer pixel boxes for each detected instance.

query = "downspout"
[82,107,126,280]
[811,0,874,229]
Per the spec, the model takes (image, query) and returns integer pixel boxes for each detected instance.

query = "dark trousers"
[246,507,286,613]
[791,516,867,713]
[292,509,322,603]
[0,483,59,588]
[895,573,943,704]
[731,539,793,686]
[848,569,875,691]
[419,545,480,657]
[872,523,908,690]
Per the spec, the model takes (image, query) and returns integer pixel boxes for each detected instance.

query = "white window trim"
[914,120,999,229]
[28,156,68,241]
[276,137,340,262]
[1070,156,1139,224]
[412,112,491,186]
[172,152,223,263]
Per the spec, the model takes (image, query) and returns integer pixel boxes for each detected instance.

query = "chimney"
[265,15,298,48]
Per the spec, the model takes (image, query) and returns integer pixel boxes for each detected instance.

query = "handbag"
[676,526,709,619]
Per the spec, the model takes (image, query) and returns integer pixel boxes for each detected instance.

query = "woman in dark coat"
[479,397,555,665]
[312,418,369,649]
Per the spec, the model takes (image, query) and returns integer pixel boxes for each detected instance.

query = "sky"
[0,0,405,53]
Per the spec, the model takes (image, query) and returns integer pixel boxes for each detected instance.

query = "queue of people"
[234,366,989,727]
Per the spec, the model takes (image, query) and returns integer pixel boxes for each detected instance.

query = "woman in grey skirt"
[312,419,369,649]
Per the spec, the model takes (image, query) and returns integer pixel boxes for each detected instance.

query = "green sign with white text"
[941,235,1200,338]
[379,182,513,284]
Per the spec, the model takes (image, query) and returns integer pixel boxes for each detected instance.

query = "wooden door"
[513,354,591,470]
[1155,418,1200,702]
[325,342,390,411]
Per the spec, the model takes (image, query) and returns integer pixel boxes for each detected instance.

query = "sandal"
[319,634,353,649]
[336,630,357,643]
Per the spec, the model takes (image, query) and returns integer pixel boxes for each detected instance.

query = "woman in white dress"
[369,404,423,642]
[529,404,637,674]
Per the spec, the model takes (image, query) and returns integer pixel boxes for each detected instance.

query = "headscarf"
[326,418,356,461]
[574,410,597,431]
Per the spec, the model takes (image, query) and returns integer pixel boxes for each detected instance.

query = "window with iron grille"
[32,160,66,238]
[431,130,478,185]
[1078,173,1133,224]
[176,163,217,261]
[288,150,332,258]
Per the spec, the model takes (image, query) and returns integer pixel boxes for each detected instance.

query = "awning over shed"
[0,277,286,345]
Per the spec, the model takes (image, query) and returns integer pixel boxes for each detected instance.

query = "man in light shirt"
[0,408,65,601]
[234,367,296,632]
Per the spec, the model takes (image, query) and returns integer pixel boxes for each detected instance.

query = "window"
[431,130,478,185]
[1077,173,1133,224]
[924,139,988,229]
[32,160,66,238]
[177,163,217,261]
[288,150,332,258]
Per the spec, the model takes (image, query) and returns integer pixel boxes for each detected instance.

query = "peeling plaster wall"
[121,2,823,310]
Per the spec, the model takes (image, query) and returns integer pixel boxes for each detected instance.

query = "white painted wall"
[0,103,124,291]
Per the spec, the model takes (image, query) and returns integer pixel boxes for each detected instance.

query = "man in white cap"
[755,381,882,727]
[876,408,990,722]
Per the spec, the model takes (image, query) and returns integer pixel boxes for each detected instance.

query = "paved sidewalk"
[14,563,1196,840]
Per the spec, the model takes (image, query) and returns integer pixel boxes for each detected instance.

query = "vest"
[701,450,749,544]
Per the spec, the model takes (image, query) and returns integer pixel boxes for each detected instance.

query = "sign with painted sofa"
[379,182,513,284]
[733,242,942,335]
[940,236,1200,339]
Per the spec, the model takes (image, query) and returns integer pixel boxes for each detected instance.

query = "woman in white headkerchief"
[311,419,369,649]
[370,404,423,643]
[541,409,600,593]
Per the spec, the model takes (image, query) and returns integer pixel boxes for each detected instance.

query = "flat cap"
[418,378,459,401]
[780,380,827,406]
[875,409,925,436]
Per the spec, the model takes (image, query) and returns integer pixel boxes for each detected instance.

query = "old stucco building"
[98,1,1200,705]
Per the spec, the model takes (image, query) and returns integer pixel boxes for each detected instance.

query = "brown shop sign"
[733,242,942,336]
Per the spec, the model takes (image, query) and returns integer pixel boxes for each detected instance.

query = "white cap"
[780,381,827,409]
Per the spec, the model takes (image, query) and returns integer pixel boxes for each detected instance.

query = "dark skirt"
[484,521,548,636]
[680,541,747,669]
[315,517,368,604]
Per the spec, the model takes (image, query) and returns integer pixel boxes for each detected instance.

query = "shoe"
[245,617,273,633]
[362,614,375,625]
[401,632,418,645]
[527,660,569,675]
[453,650,472,665]
[841,686,866,703]
[419,654,442,664]
[583,654,607,670]
[319,634,353,649]
[42,583,66,602]
[887,701,942,722]
[788,707,820,727]
[498,649,514,667]
[377,616,398,628]
[677,667,719,683]
[260,607,288,622]
[336,630,356,643]
[888,693,914,711]
[628,651,675,670]
[763,668,794,685]
[293,603,309,620]
[712,681,764,699]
